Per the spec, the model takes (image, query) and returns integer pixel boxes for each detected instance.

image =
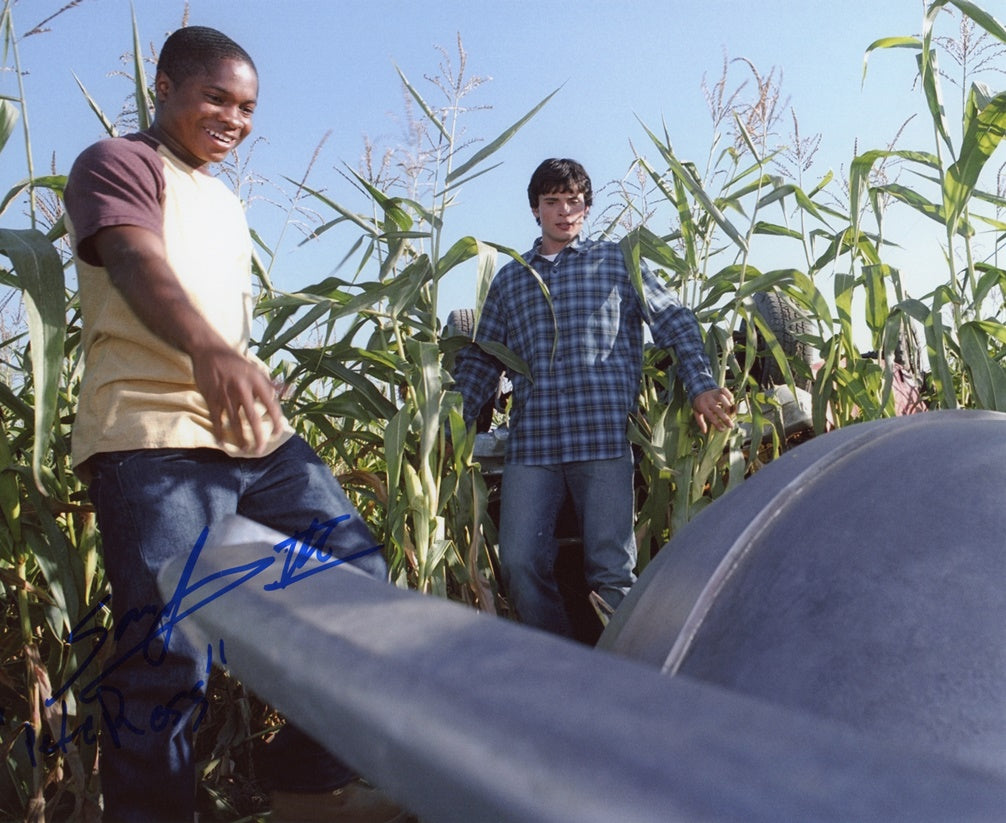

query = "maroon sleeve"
[64,133,166,266]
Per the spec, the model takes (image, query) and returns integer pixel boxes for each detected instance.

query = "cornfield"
[2,0,1005,820]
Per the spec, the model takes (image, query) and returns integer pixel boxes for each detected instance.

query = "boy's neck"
[539,236,576,255]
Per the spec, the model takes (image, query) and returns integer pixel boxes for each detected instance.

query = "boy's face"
[533,188,588,254]
[152,57,258,168]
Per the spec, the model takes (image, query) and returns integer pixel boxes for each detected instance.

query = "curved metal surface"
[599,410,1006,774]
[158,515,1006,822]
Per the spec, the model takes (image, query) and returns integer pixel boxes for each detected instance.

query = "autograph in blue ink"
[24,517,381,767]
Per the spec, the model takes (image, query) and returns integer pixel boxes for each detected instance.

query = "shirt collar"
[529,234,589,260]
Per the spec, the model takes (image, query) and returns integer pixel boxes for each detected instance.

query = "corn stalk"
[858,0,1006,411]
[257,42,551,602]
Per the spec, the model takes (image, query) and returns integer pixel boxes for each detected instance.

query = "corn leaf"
[874,182,974,236]
[436,235,480,278]
[973,263,1006,310]
[404,339,444,462]
[920,3,955,152]
[389,255,433,318]
[623,225,690,275]
[0,98,17,155]
[639,119,748,254]
[288,179,380,237]
[960,321,1006,410]
[947,0,1006,43]
[72,73,117,138]
[863,264,893,339]
[785,269,833,328]
[848,149,940,226]
[289,350,398,420]
[395,64,449,142]
[446,86,559,184]
[255,300,333,360]
[474,239,497,317]
[861,36,921,85]
[130,9,153,130]
[758,181,839,224]
[944,84,1006,238]
[752,221,803,240]
[384,406,411,491]
[926,285,959,409]
[343,167,416,232]
[620,231,646,319]
[0,228,65,494]
[0,175,65,219]
[23,484,79,636]
[0,430,22,552]
[471,340,531,380]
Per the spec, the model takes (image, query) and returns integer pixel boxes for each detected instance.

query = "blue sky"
[5,0,990,326]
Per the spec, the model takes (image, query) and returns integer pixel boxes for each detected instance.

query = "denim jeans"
[498,450,637,637]
[85,436,386,822]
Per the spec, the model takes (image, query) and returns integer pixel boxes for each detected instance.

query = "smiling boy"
[453,158,734,638]
[64,26,402,823]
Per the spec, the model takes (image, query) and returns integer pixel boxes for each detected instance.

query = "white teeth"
[205,128,233,144]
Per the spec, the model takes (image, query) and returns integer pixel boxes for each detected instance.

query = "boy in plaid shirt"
[454,158,734,637]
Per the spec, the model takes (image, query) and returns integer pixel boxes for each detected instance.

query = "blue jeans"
[85,437,386,822]
[498,451,637,637]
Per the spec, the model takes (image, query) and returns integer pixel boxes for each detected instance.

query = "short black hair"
[156,25,256,85]
[527,158,593,210]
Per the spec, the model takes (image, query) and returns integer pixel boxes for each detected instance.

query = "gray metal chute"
[600,409,1006,775]
[155,410,1006,821]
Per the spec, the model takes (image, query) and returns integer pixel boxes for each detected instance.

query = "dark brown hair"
[527,158,593,210]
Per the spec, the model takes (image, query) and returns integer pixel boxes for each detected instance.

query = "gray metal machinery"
[159,410,1006,822]
[599,409,1006,776]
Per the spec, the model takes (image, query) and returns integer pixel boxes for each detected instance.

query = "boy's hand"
[693,387,735,434]
[190,343,284,454]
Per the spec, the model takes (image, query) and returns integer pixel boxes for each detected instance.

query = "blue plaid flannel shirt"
[453,235,717,465]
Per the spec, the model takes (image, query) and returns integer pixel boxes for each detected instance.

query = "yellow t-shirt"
[64,132,292,474]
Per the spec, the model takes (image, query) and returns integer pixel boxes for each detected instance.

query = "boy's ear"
[154,70,172,103]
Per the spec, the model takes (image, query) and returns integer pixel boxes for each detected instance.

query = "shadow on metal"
[157,409,1006,823]
[600,409,1006,777]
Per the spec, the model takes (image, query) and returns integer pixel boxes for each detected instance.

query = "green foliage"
[611,0,1006,554]
[0,228,66,493]
[259,42,550,604]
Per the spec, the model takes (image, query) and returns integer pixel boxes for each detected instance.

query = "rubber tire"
[740,291,816,390]
[445,307,500,433]
[445,308,476,339]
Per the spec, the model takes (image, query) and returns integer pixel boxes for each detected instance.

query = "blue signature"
[24,518,381,766]
[24,640,219,767]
